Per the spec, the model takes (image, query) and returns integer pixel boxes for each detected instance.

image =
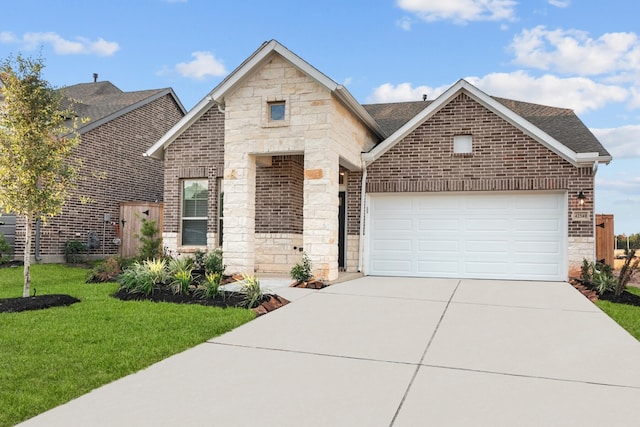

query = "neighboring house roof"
[145,39,385,160]
[61,81,186,134]
[363,79,611,167]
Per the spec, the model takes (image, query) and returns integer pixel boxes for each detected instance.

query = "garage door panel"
[417,239,459,253]
[368,192,566,281]
[417,219,460,231]
[372,238,413,251]
[417,260,460,275]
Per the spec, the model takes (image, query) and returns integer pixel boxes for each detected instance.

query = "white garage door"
[367,192,566,281]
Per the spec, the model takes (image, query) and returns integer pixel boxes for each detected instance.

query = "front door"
[338,191,346,270]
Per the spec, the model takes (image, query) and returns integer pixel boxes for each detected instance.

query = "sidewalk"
[19,277,640,426]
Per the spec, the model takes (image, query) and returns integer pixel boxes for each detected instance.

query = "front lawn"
[596,286,640,340]
[0,264,255,427]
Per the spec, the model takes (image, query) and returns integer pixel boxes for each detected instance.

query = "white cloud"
[548,0,570,7]
[591,125,640,158]
[174,51,226,80]
[0,31,119,56]
[510,26,640,76]
[397,17,413,31]
[368,71,628,114]
[596,176,640,194]
[397,0,517,24]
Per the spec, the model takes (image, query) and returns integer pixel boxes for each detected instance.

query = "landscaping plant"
[240,274,264,308]
[136,217,162,260]
[616,249,639,297]
[0,233,12,264]
[170,268,193,295]
[203,248,226,276]
[197,272,222,299]
[290,252,313,283]
[86,256,124,283]
[63,240,87,264]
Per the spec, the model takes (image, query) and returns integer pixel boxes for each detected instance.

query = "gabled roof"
[362,79,611,167]
[145,39,385,160]
[61,81,186,134]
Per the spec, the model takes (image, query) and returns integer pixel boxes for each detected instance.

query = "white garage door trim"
[366,191,567,281]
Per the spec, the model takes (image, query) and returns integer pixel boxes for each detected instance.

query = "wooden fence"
[595,214,614,266]
[119,202,163,258]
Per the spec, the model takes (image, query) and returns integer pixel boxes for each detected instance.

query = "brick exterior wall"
[256,155,304,234]
[163,106,225,254]
[15,93,184,261]
[363,93,595,240]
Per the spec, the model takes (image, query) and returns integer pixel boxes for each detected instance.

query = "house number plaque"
[572,211,591,222]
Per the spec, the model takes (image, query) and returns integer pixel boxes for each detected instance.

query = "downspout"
[357,161,368,273]
[592,161,599,263]
[34,218,42,261]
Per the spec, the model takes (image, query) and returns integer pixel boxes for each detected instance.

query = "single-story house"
[146,40,611,282]
[7,79,186,262]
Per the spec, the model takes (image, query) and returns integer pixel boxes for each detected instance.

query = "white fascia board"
[144,95,214,160]
[335,86,385,138]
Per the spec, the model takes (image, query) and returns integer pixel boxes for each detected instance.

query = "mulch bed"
[0,288,289,316]
[570,278,640,307]
[290,278,327,289]
[0,294,80,313]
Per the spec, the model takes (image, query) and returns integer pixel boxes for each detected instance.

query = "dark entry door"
[338,191,346,270]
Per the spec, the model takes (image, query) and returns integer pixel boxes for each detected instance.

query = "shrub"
[64,240,86,264]
[0,233,12,264]
[118,262,154,296]
[580,258,594,283]
[203,249,226,276]
[86,256,123,283]
[170,268,193,295]
[167,256,194,277]
[240,274,264,308]
[290,252,312,283]
[137,217,162,260]
[197,272,222,299]
[145,258,168,285]
[616,249,640,297]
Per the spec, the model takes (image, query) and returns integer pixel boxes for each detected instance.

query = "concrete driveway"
[19,277,640,426]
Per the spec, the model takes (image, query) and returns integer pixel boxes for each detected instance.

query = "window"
[181,179,208,246]
[269,101,285,121]
[454,135,473,154]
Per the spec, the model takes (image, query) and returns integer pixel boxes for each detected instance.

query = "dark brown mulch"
[570,278,640,307]
[0,294,80,313]
[112,287,248,308]
[112,287,289,316]
[0,260,23,269]
[597,290,640,307]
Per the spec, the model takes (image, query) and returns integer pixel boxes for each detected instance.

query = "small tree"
[136,217,162,260]
[0,54,81,297]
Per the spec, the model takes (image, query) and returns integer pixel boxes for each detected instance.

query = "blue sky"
[2,0,639,234]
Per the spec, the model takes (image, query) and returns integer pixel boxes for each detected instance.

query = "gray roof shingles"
[59,81,166,131]
[363,96,611,157]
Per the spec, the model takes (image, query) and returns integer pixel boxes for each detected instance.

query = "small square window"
[269,101,285,121]
[454,135,473,154]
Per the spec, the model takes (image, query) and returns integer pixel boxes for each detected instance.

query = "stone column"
[222,151,256,274]
[303,144,340,281]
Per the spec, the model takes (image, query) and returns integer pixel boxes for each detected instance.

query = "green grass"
[0,264,255,427]
[596,286,640,340]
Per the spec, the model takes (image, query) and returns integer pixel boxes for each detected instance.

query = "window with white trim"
[453,135,473,154]
[181,179,208,246]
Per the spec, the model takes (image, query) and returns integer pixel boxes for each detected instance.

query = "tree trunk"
[23,216,31,298]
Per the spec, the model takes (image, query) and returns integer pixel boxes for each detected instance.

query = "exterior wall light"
[577,191,586,205]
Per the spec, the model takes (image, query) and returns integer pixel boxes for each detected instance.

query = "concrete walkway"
[19,277,640,426]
